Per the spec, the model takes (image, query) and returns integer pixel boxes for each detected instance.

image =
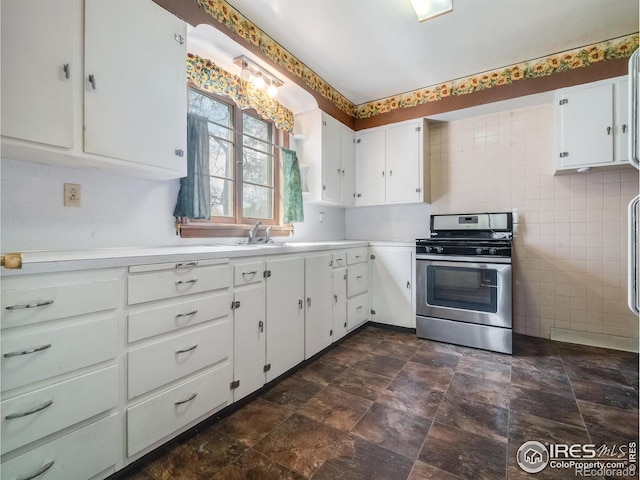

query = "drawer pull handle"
[175,262,198,269]
[174,392,197,406]
[356,306,363,311]
[176,309,198,318]
[6,300,54,310]
[5,400,53,420]
[16,460,55,480]
[4,344,51,358]
[356,275,363,280]
[242,270,257,278]
[175,344,198,354]
[176,279,198,285]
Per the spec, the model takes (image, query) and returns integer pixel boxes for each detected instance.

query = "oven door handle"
[416,258,511,270]
[480,283,497,288]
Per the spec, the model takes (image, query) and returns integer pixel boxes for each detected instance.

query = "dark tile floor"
[122,325,639,480]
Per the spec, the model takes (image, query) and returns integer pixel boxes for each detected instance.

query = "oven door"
[416,257,512,328]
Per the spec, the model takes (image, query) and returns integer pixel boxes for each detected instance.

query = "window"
[181,88,289,237]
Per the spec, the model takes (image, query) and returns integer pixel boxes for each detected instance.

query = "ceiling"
[210,0,638,106]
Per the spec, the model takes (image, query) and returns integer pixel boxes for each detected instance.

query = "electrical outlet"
[64,183,81,207]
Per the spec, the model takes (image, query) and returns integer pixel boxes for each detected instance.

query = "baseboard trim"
[550,328,639,353]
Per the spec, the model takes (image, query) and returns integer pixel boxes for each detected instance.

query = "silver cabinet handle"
[174,392,197,405]
[5,400,53,420]
[175,262,198,269]
[175,309,197,318]
[307,297,311,308]
[337,168,342,175]
[242,270,257,278]
[630,49,640,169]
[63,63,70,79]
[16,460,55,480]
[628,195,640,314]
[356,305,363,311]
[607,126,612,135]
[259,320,264,333]
[176,279,198,285]
[175,344,198,354]
[334,294,338,303]
[4,344,51,358]
[88,74,96,90]
[6,300,54,310]
[407,281,411,289]
[623,124,628,133]
[356,275,363,280]
[389,170,393,176]
[298,299,303,309]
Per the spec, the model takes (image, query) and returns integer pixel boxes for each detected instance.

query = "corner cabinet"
[554,75,628,173]
[1,0,187,180]
[369,245,414,328]
[355,119,430,206]
[294,110,356,206]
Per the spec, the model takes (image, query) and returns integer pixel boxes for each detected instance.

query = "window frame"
[179,86,292,238]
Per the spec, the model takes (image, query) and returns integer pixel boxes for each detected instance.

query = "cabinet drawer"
[347,248,368,265]
[128,264,230,305]
[1,365,117,455]
[127,364,232,456]
[1,279,118,329]
[1,317,117,392]
[347,293,369,328]
[1,414,119,480]
[128,292,230,342]
[234,261,264,286]
[331,252,346,268]
[128,319,231,399]
[347,262,369,298]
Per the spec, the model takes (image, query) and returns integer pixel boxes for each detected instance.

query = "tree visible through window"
[187,88,280,227]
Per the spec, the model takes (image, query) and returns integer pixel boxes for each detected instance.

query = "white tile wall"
[429,104,639,340]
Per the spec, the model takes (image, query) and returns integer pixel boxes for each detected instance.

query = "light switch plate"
[64,183,81,207]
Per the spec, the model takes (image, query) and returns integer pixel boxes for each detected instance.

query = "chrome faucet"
[247,220,262,243]
[265,226,272,243]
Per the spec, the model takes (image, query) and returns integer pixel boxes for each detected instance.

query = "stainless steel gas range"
[415,212,513,354]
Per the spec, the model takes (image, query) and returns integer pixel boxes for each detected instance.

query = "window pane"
[210,137,234,180]
[189,90,231,127]
[243,113,270,142]
[243,184,273,220]
[209,123,232,142]
[243,148,273,186]
[211,178,234,217]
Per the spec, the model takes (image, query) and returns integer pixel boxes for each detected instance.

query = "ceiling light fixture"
[234,55,283,97]
[410,0,453,22]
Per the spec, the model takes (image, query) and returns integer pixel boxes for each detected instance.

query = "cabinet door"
[340,126,356,205]
[616,78,629,163]
[557,83,614,167]
[322,114,342,202]
[265,257,304,382]
[386,122,423,203]
[355,129,386,205]
[1,0,74,148]
[233,284,266,401]
[305,254,334,359]
[332,268,348,341]
[371,247,413,328]
[84,0,187,174]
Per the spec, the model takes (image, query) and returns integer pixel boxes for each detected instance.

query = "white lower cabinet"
[370,246,414,328]
[1,414,119,480]
[305,254,334,358]
[127,365,232,456]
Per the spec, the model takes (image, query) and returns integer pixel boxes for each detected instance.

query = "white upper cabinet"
[294,110,356,206]
[355,119,429,206]
[84,0,187,173]
[555,75,628,172]
[1,0,187,180]
[1,0,75,149]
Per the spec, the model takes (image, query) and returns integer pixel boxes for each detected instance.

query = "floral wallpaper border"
[187,53,294,133]
[194,0,356,117]
[193,0,637,121]
[355,34,639,119]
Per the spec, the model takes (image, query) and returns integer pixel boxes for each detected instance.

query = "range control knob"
[476,247,483,255]
[425,246,432,253]
[489,248,497,255]
[435,246,444,254]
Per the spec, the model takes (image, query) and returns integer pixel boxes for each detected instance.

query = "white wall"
[345,203,431,241]
[0,158,344,251]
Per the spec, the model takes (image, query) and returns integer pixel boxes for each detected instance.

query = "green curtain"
[173,113,211,219]
[282,148,304,223]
